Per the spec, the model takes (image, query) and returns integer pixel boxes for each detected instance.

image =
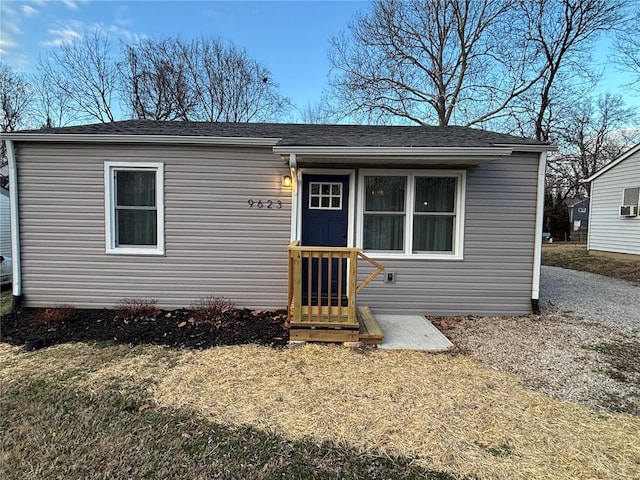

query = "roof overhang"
[584,143,640,183]
[274,146,516,167]
[0,133,281,147]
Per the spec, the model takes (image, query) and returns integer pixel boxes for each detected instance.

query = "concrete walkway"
[376,314,454,351]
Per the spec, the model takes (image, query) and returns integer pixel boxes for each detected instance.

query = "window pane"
[413,216,453,252]
[363,215,404,250]
[311,183,319,194]
[365,176,405,212]
[116,171,156,207]
[414,177,455,212]
[311,197,319,208]
[117,209,157,246]
[321,197,330,207]
[623,187,640,205]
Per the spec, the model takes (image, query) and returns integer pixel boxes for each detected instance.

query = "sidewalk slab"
[376,314,454,352]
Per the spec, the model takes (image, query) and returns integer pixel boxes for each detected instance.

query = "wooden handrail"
[356,252,385,294]
[287,242,384,325]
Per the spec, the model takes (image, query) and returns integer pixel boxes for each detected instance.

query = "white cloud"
[61,0,79,10]
[0,37,17,49]
[42,24,83,47]
[22,5,38,16]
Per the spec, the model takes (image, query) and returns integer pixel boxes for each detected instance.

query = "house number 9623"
[248,199,282,209]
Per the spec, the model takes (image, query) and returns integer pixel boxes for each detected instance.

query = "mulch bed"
[1,307,290,350]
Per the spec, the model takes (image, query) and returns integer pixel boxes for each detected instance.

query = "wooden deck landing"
[289,306,384,344]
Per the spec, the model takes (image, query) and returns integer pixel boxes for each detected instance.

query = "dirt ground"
[0,307,290,349]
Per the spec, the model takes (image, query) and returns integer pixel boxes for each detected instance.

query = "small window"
[622,187,640,206]
[413,177,456,252]
[105,162,164,255]
[309,182,343,210]
[363,176,406,251]
[577,207,587,213]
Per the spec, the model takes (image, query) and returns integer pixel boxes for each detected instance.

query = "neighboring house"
[0,187,10,257]
[0,187,11,285]
[567,198,589,241]
[568,198,590,230]
[586,143,640,257]
[1,121,553,316]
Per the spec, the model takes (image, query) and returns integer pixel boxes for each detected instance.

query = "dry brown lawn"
[542,243,640,283]
[2,343,638,480]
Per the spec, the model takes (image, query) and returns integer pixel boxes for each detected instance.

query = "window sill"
[106,247,165,256]
[363,252,463,261]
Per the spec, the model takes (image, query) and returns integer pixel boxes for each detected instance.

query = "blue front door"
[301,174,349,304]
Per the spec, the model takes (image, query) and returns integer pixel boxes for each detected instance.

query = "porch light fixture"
[282,175,293,187]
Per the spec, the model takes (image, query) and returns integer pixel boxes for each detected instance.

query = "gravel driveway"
[539,265,639,334]
[438,265,639,414]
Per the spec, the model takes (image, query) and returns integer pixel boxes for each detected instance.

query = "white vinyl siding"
[105,162,164,255]
[0,190,10,257]
[588,150,640,255]
[358,170,465,259]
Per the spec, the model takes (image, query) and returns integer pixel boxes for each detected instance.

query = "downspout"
[531,151,547,314]
[6,140,22,307]
[288,153,298,242]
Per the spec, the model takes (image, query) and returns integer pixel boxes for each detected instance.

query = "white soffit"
[275,146,515,167]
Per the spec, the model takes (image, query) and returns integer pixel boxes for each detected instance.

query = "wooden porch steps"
[289,306,384,344]
[357,306,384,345]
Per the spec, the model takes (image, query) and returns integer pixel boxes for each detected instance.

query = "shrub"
[189,296,235,326]
[40,304,75,329]
[116,297,159,322]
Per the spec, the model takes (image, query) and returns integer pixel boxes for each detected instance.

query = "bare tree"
[0,62,30,133]
[1,62,31,187]
[546,93,638,200]
[328,0,546,126]
[514,0,623,141]
[184,38,290,122]
[30,71,78,128]
[120,38,194,121]
[120,37,290,122]
[37,30,119,123]
[614,5,640,89]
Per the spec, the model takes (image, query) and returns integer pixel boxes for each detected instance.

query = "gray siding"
[357,153,540,316]
[16,142,292,309]
[588,151,640,255]
[0,190,10,257]
[16,141,541,316]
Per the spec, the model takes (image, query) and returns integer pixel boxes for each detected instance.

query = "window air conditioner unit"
[619,205,638,217]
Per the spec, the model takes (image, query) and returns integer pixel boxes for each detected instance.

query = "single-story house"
[1,121,554,322]
[586,143,640,257]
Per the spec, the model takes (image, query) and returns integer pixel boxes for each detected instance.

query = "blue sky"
[1,0,638,120]
[0,0,366,116]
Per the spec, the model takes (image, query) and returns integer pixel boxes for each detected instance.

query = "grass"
[541,243,640,283]
[0,344,456,480]
[1,343,638,480]
[0,289,12,317]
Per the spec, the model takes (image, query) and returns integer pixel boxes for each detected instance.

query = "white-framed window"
[622,187,640,207]
[309,182,343,210]
[578,207,587,213]
[104,162,164,255]
[358,170,465,259]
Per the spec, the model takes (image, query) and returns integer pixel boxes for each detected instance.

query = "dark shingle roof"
[16,119,549,148]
